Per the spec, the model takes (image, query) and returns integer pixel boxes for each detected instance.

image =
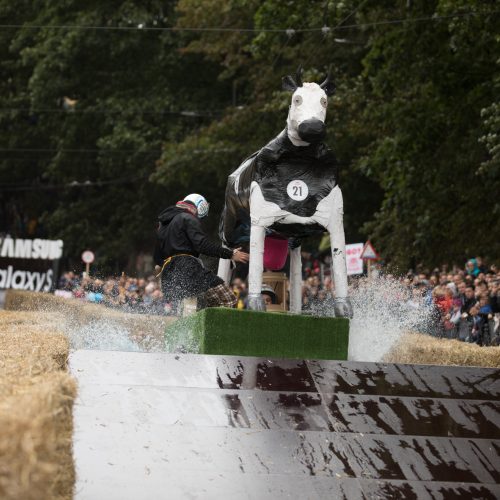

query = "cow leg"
[247,224,266,311]
[217,252,232,284]
[289,245,302,314]
[327,187,353,318]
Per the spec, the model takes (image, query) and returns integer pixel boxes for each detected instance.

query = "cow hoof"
[247,294,267,312]
[333,297,353,318]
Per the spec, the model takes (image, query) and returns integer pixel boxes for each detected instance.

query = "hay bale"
[0,372,76,500]
[0,310,76,500]
[3,290,68,313]
[4,290,174,351]
[0,291,174,498]
[0,314,68,377]
[0,327,69,399]
[385,333,500,368]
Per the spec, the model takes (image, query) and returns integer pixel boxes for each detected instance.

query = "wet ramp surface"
[70,351,500,499]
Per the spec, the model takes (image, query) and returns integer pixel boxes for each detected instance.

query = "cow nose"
[297,118,326,143]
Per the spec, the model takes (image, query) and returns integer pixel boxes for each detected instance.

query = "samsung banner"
[0,237,63,292]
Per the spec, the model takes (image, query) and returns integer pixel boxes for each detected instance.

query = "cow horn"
[320,66,331,88]
[320,65,335,96]
[295,65,303,87]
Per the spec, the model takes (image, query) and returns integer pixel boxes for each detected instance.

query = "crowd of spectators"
[400,258,499,345]
[294,255,499,345]
[56,255,499,345]
[56,272,168,315]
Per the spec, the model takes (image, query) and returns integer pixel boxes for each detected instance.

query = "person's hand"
[232,247,249,264]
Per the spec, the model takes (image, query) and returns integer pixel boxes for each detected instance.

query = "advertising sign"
[0,237,63,292]
[346,243,364,276]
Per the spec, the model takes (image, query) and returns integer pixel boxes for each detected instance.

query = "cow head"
[282,66,335,146]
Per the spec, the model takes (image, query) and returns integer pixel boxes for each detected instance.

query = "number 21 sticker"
[286,180,308,201]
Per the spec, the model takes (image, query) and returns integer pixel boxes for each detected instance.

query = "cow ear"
[282,75,298,92]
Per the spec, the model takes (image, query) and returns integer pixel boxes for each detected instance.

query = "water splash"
[348,275,432,362]
[161,275,432,361]
[68,319,141,352]
[5,273,432,360]
[4,295,167,352]
[164,320,201,354]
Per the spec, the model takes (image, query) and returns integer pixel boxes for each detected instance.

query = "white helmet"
[183,193,209,218]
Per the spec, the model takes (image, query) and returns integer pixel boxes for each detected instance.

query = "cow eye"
[293,95,303,106]
[320,97,327,108]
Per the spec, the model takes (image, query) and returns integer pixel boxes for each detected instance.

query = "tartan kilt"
[203,283,237,308]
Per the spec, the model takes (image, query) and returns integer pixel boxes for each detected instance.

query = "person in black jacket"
[154,194,248,310]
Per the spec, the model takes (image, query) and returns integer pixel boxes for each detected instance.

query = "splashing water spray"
[347,275,432,362]
[7,292,169,352]
[68,319,141,352]
[10,273,432,361]
[160,274,433,361]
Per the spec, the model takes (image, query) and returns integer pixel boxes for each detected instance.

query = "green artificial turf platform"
[165,308,349,360]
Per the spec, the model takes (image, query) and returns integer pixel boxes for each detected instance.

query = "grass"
[165,307,350,360]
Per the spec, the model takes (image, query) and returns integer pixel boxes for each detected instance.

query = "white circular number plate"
[286,180,308,201]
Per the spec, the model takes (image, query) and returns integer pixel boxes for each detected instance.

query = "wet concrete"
[71,351,500,499]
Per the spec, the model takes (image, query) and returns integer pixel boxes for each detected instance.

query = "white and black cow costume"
[217,67,353,318]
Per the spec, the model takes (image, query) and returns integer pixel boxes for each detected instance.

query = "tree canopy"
[0,0,498,272]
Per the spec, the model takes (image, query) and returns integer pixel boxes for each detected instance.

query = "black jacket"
[461,296,477,314]
[154,206,233,266]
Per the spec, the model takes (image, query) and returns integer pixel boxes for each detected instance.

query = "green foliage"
[0,0,229,269]
[157,0,380,244]
[0,0,498,271]
[357,0,499,268]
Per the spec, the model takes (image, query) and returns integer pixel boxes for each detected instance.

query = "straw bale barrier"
[0,290,174,498]
[0,373,76,500]
[385,332,500,368]
[0,309,76,500]
[5,290,174,350]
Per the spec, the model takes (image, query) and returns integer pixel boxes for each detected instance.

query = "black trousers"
[160,255,224,303]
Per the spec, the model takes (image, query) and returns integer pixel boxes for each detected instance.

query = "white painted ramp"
[70,350,500,500]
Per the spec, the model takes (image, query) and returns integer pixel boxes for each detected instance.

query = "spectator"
[261,285,278,307]
[231,277,248,310]
[474,281,488,298]
[462,286,477,314]
[465,259,480,277]
[58,271,76,291]
[475,256,487,274]
[478,294,493,317]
